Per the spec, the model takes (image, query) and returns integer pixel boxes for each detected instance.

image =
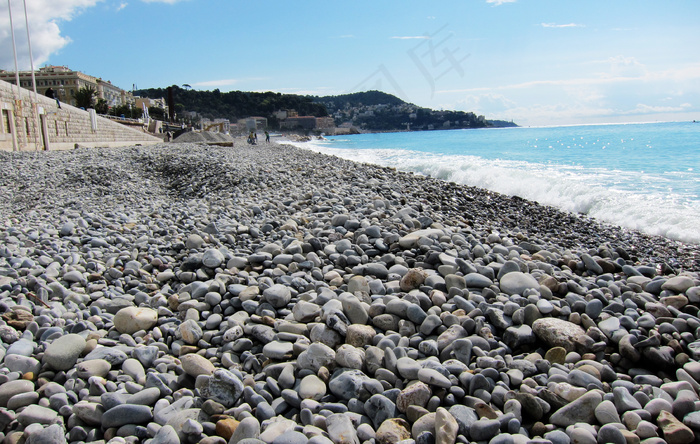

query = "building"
[202,118,231,134]
[0,66,133,109]
[280,116,317,130]
[315,117,335,130]
[134,96,167,116]
[237,117,267,131]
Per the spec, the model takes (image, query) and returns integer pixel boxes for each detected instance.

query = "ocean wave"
[289,139,700,244]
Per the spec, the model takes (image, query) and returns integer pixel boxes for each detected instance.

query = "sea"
[283,121,700,244]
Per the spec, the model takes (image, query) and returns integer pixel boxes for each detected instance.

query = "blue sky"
[1,0,698,126]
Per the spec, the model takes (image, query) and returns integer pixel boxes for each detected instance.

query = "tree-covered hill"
[314,90,517,131]
[312,90,406,110]
[135,85,328,125]
[136,86,517,131]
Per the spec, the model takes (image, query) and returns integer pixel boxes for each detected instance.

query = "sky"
[1,0,699,126]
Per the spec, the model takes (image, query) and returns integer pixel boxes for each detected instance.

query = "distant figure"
[265,131,270,143]
[45,88,61,109]
[248,131,256,145]
[254,132,258,143]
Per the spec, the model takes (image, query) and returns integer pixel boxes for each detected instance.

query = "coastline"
[0,142,699,443]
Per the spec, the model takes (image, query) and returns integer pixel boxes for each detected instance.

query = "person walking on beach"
[45,88,61,109]
[265,131,270,143]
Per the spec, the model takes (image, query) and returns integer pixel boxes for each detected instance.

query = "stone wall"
[0,79,160,151]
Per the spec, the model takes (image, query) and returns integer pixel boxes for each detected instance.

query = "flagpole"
[7,0,21,101]
[22,0,37,100]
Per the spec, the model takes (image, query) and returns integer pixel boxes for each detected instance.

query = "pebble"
[42,333,85,371]
[0,143,697,444]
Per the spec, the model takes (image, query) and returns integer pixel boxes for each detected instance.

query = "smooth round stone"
[396,357,421,380]
[297,343,335,373]
[293,301,322,323]
[102,404,153,428]
[339,294,369,325]
[464,273,493,288]
[417,368,452,389]
[661,276,695,294]
[544,430,570,444]
[73,401,105,426]
[335,344,365,370]
[397,382,431,413]
[532,318,586,352]
[597,423,626,444]
[262,284,292,308]
[544,347,567,365]
[345,324,376,348]
[152,424,181,444]
[180,353,215,377]
[43,333,86,371]
[24,423,65,443]
[503,324,536,349]
[536,299,554,314]
[585,299,604,319]
[113,307,158,334]
[326,413,359,443]
[550,391,602,427]
[202,248,225,268]
[16,404,58,426]
[7,391,39,411]
[133,346,159,368]
[205,313,223,329]
[419,314,442,335]
[75,359,111,378]
[262,341,294,360]
[179,319,203,345]
[594,400,620,424]
[328,369,371,401]
[645,398,673,417]
[683,411,700,432]
[612,386,642,412]
[469,418,501,441]
[636,420,659,439]
[569,427,597,444]
[3,355,41,376]
[435,407,459,444]
[499,272,540,296]
[272,431,308,444]
[298,375,326,401]
[347,276,370,294]
[229,416,261,442]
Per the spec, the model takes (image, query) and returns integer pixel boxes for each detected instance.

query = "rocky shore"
[0,142,699,444]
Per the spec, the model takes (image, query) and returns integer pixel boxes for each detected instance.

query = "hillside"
[314,91,516,131]
[136,86,517,131]
[135,85,327,126]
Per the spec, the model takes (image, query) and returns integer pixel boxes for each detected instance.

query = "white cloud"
[606,55,647,78]
[624,103,695,115]
[117,2,128,11]
[391,36,431,40]
[0,0,102,70]
[191,78,241,88]
[540,23,585,28]
[486,0,516,6]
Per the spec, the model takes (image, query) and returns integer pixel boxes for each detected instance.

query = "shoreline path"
[0,142,698,443]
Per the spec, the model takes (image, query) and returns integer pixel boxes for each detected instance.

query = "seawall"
[0,79,160,151]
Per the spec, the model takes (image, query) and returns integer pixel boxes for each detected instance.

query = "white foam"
[290,140,700,244]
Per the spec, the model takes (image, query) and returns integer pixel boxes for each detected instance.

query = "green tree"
[94,99,109,115]
[148,106,166,120]
[74,86,96,109]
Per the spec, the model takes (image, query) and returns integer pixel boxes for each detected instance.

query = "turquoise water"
[285,122,700,244]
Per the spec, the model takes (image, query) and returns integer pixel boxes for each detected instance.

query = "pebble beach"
[0,142,699,444]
